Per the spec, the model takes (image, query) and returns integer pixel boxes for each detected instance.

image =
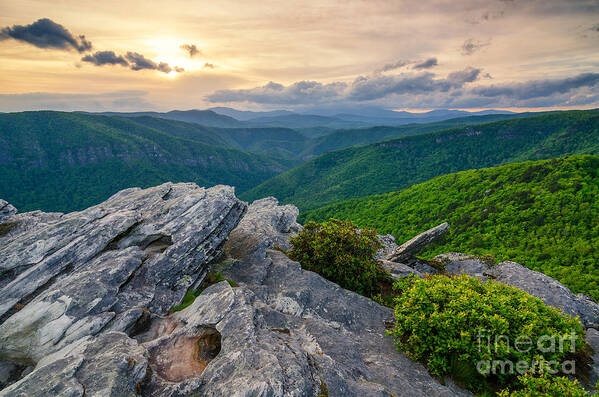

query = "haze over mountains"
[84,106,516,130]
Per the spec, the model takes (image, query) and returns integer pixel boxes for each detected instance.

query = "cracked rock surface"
[0,189,469,396]
[0,183,246,394]
[5,186,596,396]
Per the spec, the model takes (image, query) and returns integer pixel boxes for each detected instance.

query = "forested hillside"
[302,155,599,301]
[300,112,536,158]
[0,111,288,212]
[242,110,599,210]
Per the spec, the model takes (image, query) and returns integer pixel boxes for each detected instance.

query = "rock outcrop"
[0,186,596,396]
[0,183,246,394]
[0,189,470,396]
[0,188,469,396]
[386,222,449,264]
[0,200,16,224]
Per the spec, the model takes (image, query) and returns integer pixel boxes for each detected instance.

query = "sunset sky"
[1,0,598,112]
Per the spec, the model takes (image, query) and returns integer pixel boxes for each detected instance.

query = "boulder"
[586,328,599,389]
[435,253,491,281]
[379,259,423,279]
[489,261,599,329]
[0,200,16,225]
[387,222,449,264]
[223,197,301,263]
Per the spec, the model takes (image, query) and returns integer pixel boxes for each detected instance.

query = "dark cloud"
[206,80,346,104]
[125,52,175,73]
[0,18,92,53]
[461,38,489,55]
[174,66,185,73]
[413,57,438,69]
[447,67,481,85]
[81,51,128,66]
[379,60,410,72]
[203,62,216,69]
[471,72,599,100]
[349,67,481,100]
[180,44,201,57]
[205,65,599,110]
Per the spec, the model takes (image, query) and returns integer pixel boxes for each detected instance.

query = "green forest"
[242,110,599,210]
[302,155,599,301]
[0,111,288,212]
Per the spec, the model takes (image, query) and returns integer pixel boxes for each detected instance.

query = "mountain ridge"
[241,109,599,210]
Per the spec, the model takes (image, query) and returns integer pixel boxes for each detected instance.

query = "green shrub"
[391,275,586,391]
[286,219,390,298]
[498,371,591,396]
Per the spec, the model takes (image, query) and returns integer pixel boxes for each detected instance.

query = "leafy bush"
[286,219,390,298]
[391,275,586,391]
[498,372,592,397]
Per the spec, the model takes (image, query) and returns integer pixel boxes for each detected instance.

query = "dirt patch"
[149,327,221,382]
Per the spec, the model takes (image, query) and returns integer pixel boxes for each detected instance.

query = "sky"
[0,0,598,113]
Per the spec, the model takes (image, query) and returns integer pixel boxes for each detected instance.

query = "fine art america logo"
[476,328,579,375]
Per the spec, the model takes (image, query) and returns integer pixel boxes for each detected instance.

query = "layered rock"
[386,222,449,264]
[0,200,16,224]
[1,186,596,396]
[0,189,468,396]
[0,183,246,387]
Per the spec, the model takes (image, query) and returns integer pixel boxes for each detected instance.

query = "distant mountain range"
[80,106,517,130]
[241,110,599,210]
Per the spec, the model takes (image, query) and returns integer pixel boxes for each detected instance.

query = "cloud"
[0,90,152,112]
[203,62,216,69]
[447,67,481,85]
[125,52,174,73]
[412,57,438,69]
[0,18,92,53]
[461,38,489,55]
[180,43,202,57]
[348,67,481,100]
[379,60,410,72]
[174,66,185,73]
[206,80,347,104]
[81,51,128,66]
[471,72,599,100]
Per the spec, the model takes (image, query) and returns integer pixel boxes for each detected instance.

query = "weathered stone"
[489,261,599,329]
[436,253,491,281]
[387,222,449,264]
[0,200,16,225]
[375,234,399,260]
[194,202,465,397]
[223,197,301,263]
[4,182,596,396]
[586,328,599,389]
[0,183,246,365]
[0,332,147,397]
[379,259,423,279]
